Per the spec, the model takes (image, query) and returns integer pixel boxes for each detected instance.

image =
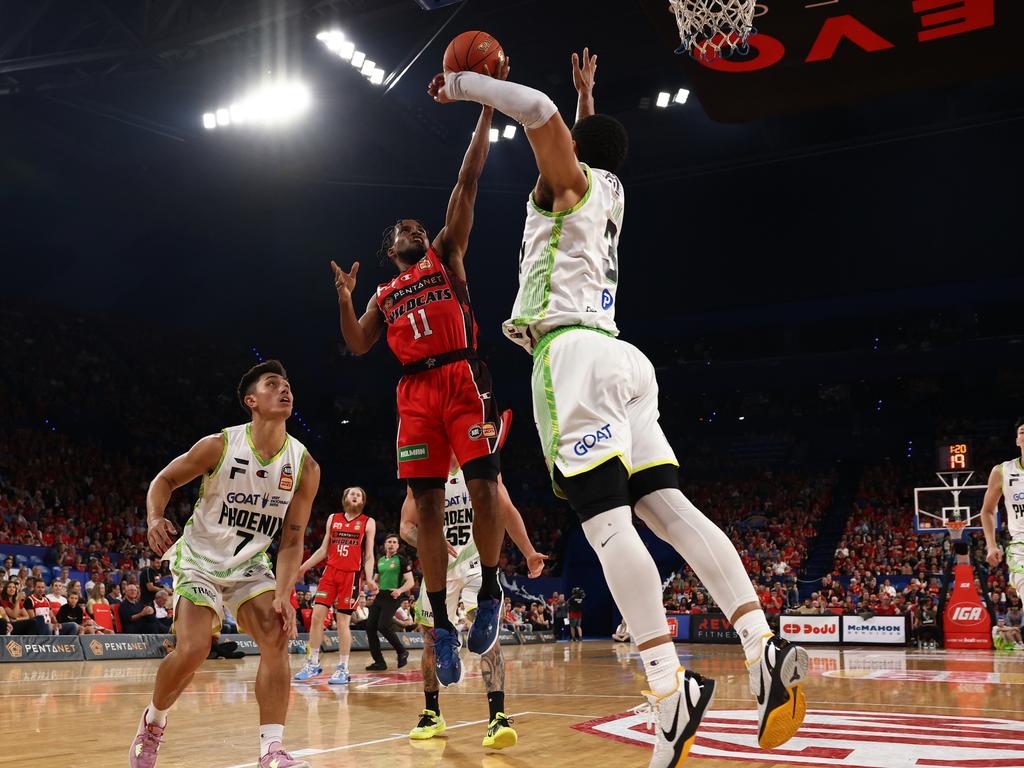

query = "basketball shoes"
[293,659,321,681]
[482,713,517,749]
[468,584,503,654]
[409,709,447,740]
[635,668,715,768]
[328,664,350,685]
[128,709,165,768]
[748,635,809,749]
[432,626,463,686]
[258,742,310,768]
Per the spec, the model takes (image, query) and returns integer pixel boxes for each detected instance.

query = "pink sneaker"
[128,710,165,768]
[258,743,310,768]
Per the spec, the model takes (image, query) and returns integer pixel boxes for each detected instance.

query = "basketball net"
[668,0,757,61]
[946,520,968,543]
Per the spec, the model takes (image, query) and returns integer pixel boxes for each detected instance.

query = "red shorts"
[314,567,362,611]
[395,359,501,478]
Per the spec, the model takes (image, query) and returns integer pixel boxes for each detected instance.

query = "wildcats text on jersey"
[383,282,453,324]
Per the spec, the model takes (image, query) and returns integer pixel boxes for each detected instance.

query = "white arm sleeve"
[444,71,559,130]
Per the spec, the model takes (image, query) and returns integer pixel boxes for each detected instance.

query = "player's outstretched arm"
[497,475,549,578]
[146,433,225,555]
[331,260,384,356]
[572,47,597,124]
[363,517,377,592]
[981,463,1005,567]
[430,69,588,210]
[276,455,321,638]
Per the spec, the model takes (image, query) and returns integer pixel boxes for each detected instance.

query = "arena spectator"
[153,590,173,633]
[118,583,160,634]
[992,617,1024,650]
[350,595,369,631]
[56,591,102,635]
[46,579,67,607]
[1,580,40,634]
[612,620,630,643]
[393,598,415,632]
[140,555,162,605]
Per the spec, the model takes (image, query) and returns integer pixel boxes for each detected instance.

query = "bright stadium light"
[215,107,231,126]
[351,51,366,68]
[316,30,346,53]
[488,128,499,143]
[338,41,355,59]
[503,124,517,139]
[360,59,376,76]
[201,81,311,131]
[675,88,690,104]
[656,91,671,108]
[202,112,216,130]
[370,68,385,85]
[229,103,248,124]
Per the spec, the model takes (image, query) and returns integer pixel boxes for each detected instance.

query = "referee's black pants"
[366,591,405,664]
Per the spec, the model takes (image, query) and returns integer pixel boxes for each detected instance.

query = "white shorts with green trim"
[170,540,276,634]
[1007,539,1024,596]
[414,559,481,628]
[531,326,677,497]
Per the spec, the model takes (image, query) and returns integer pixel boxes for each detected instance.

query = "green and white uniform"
[169,423,307,632]
[502,164,677,495]
[1002,458,1024,593]
[415,468,482,627]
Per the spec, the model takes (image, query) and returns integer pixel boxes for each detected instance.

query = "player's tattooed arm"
[146,433,224,554]
[480,644,505,693]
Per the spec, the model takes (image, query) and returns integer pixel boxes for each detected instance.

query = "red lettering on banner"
[914,0,995,43]
[700,34,786,73]
[806,15,896,63]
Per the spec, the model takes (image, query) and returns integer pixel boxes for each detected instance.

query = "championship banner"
[499,628,519,645]
[944,563,992,648]
[0,635,84,662]
[690,613,740,644]
[350,630,370,651]
[666,613,691,642]
[398,632,425,650]
[781,615,840,644]
[219,633,261,656]
[81,634,171,660]
[842,615,907,644]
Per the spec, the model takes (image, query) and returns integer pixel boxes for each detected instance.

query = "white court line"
[714,696,1024,715]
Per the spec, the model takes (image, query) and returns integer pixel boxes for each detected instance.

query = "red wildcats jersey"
[375,248,478,366]
[325,512,368,572]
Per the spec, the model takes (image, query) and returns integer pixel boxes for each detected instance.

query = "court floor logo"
[571,708,1024,766]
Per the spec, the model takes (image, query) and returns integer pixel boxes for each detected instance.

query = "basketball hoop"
[668,0,758,62]
[947,520,968,543]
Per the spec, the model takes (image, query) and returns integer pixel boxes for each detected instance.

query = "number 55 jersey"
[169,423,307,631]
[375,247,503,480]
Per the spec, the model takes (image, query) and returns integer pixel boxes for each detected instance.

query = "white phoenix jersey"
[443,468,478,572]
[176,423,307,577]
[1003,458,1024,539]
[503,163,624,353]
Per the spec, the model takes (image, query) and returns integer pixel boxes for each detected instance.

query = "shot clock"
[937,441,972,472]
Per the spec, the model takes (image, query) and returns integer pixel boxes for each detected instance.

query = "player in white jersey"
[400,420,546,750]
[430,49,809,765]
[981,419,1024,591]
[129,360,320,768]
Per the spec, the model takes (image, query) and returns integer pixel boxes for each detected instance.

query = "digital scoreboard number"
[938,441,972,472]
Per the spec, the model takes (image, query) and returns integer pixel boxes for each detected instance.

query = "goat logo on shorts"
[574,424,612,456]
[279,464,293,491]
[468,422,497,440]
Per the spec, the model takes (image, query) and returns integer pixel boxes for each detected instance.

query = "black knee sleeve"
[555,459,630,523]
[628,463,680,506]
[408,477,444,495]
[462,452,500,482]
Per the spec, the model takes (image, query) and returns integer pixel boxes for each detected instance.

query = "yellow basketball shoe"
[749,635,809,749]
[482,713,517,749]
[409,710,446,740]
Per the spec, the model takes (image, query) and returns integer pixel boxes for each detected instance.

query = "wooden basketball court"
[3,640,1024,767]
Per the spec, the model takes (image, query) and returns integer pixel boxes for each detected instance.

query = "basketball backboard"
[640,0,1024,122]
[914,471,990,534]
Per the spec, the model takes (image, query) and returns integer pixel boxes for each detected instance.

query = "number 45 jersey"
[175,423,307,578]
[504,163,623,354]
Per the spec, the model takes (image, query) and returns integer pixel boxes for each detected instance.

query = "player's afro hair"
[237,359,288,415]
[572,114,629,175]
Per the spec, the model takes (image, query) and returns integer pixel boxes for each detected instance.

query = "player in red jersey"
[292,487,376,684]
[330,59,511,686]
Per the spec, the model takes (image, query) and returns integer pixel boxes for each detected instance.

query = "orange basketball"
[443,30,505,75]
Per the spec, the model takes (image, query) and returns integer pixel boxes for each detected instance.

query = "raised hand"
[571,47,597,95]
[428,72,454,104]
[330,260,359,305]
[484,54,510,81]
[147,518,177,557]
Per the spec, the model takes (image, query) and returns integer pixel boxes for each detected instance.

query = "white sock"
[338,654,349,669]
[634,488,759,618]
[309,649,320,666]
[145,703,169,727]
[259,724,284,757]
[733,611,772,665]
[639,642,682,697]
[582,507,671,646]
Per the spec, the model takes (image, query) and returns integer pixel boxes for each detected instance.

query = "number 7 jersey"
[175,423,308,578]
[503,163,623,353]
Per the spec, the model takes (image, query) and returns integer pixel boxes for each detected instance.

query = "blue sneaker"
[328,665,350,685]
[432,627,463,687]
[293,660,322,681]
[468,584,503,655]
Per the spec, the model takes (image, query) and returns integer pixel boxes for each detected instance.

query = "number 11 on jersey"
[408,308,433,340]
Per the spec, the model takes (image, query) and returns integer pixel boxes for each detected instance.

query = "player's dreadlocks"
[377,219,428,266]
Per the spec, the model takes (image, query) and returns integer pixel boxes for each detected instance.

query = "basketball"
[443,30,505,75]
